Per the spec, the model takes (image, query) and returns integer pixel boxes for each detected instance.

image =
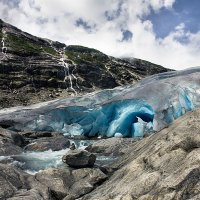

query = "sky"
[0,0,200,70]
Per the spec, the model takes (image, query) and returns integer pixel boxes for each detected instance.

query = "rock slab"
[62,149,96,168]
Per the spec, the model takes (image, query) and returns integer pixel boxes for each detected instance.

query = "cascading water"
[1,29,7,58]
[47,41,79,95]
[59,49,77,95]
[0,139,116,174]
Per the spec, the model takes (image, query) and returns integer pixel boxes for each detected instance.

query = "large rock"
[20,131,62,139]
[0,164,51,199]
[24,136,70,152]
[81,109,200,200]
[62,149,96,168]
[35,167,107,199]
[0,128,24,156]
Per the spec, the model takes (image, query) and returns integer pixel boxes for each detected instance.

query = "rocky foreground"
[0,109,199,200]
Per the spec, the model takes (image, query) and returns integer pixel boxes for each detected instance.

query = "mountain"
[0,19,170,108]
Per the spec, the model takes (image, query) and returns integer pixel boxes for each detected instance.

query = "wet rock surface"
[0,19,170,108]
[62,149,96,168]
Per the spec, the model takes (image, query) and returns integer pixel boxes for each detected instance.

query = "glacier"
[0,67,200,138]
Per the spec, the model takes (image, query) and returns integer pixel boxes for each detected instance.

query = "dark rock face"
[123,57,170,76]
[0,19,170,108]
[36,167,107,199]
[0,164,51,200]
[0,128,24,156]
[62,149,96,168]
[20,131,62,139]
[24,136,70,152]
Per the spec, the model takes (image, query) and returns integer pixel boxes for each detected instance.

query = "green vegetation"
[42,46,58,56]
[6,33,43,55]
[65,45,110,66]
[66,45,102,54]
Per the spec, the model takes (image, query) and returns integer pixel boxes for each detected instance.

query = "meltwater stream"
[0,140,117,175]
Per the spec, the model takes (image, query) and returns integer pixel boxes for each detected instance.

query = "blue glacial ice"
[26,99,155,137]
[1,67,200,137]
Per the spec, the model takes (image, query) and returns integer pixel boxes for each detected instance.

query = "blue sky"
[0,0,200,69]
[146,0,200,38]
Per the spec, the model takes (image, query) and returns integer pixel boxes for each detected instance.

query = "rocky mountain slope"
[0,19,170,108]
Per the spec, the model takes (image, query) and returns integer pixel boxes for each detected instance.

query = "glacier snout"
[27,100,154,137]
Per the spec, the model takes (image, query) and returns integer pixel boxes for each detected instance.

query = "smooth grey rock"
[81,109,200,200]
[62,150,96,168]
[86,138,138,156]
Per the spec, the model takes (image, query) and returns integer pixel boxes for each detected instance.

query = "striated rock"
[6,189,45,200]
[0,163,51,200]
[86,137,138,156]
[70,168,107,197]
[35,167,72,199]
[24,136,70,152]
[81,109,200,200]
[62,149,96,168]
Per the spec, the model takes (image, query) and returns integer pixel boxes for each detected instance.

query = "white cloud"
[0,0,200,70]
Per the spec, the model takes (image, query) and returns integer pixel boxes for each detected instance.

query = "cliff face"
[0,19,170,108]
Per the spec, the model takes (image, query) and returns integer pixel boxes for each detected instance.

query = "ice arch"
[27,99,154,138]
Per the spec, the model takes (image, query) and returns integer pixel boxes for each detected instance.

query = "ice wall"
[1,67,200,138]
[26,100,154,137]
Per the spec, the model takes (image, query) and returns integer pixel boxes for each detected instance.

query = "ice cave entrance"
[32,99,155,138]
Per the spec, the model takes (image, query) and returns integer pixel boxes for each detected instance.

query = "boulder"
[0,128,24,156]
[62,149,96,168]
[35,167,107,199]
[35,167,72,199]
[24,136,70,152]
[0,163,50,200]
[20,131,62,139]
